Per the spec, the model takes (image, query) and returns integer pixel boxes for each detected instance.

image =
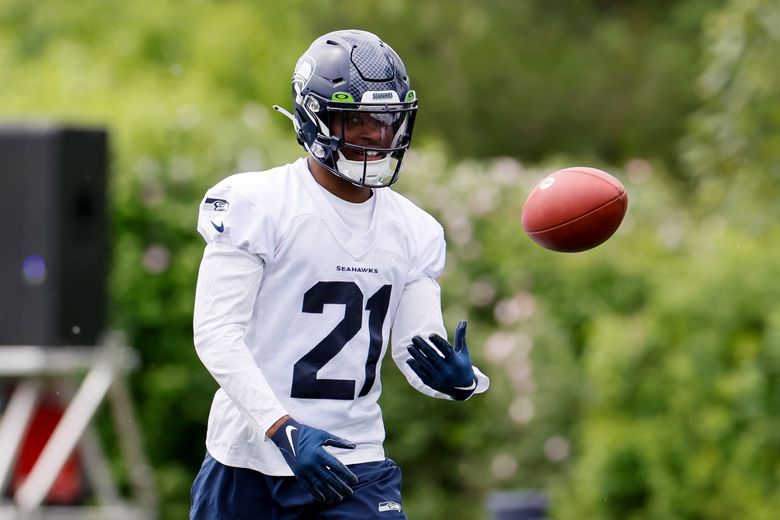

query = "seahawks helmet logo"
[293,54,316,102]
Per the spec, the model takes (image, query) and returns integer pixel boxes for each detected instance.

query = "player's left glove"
[406,320,478,400]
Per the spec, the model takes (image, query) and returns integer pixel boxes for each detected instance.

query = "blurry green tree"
[549,0,780,518]
[683,0,780,218]
[309,0,722,165]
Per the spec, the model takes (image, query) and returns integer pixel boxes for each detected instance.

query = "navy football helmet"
[274,30,418,188]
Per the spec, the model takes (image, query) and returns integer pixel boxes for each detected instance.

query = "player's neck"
[306,157,373,203]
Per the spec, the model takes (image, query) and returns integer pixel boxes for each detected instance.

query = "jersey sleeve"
[193,242,289,437]
[197,180,276,262]
[194,178,288,437]
[391,276,490,400]
[406,220,446,283]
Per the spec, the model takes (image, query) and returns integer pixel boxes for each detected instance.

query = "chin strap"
[336,151,393,186]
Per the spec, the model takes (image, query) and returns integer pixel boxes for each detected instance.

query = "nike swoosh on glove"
[270,417,358,503]
[406,320,478,400]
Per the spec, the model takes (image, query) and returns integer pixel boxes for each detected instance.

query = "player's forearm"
[193,242,289,435]
[391,276,490,399]
[194,326,289,435]
[390,276,451,398]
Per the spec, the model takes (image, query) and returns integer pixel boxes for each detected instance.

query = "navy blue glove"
[270,417,358,503]
[406,320,478,400]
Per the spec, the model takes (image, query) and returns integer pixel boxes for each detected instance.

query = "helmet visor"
[323,102,416,187]
[329,105,415,161]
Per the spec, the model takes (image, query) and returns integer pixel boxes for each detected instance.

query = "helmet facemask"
[302,92,417,188]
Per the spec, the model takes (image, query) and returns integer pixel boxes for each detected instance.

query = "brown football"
[521,167,628,252]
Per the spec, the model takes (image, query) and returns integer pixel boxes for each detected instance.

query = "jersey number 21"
[291,281,391,400]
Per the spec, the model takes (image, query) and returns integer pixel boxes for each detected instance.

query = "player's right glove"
[269,417,359,504]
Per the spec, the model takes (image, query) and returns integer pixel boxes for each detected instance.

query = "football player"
[190,29,489,519]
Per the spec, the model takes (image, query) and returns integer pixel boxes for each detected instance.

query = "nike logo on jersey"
[211,220,225,233]
[285,425,298,456]
[454,379,477,391]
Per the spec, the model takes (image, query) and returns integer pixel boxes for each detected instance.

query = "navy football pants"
[190,453,407,519]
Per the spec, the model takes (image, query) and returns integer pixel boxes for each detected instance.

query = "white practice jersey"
[193,157,489,476]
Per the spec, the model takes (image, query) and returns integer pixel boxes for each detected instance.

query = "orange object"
[12,400,83,504]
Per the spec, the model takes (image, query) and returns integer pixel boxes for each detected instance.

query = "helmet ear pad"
[298,113,342,165]
[300,120,319,149]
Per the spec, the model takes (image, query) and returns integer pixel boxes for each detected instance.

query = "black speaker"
[0,124,108,346]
